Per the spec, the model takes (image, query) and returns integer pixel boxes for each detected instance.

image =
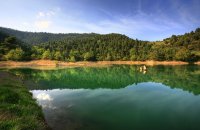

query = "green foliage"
[69,56,76,62]
[5,48,25,61]
[0,27,100,45]
[69,50,80,61]
[175,48,191,61]
[0,33,30,61]
[0,72,49,130]
[105,53,112,61]
[54,51,63,61]
[148,44,165,61]
[129,48,136,61]
[31,46,45,60]
[83,52,94,61]
[0,36,19,57]
[0,27,200,62]
[42,49,51,60]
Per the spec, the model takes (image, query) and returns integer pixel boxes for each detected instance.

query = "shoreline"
[0,71,50,130]
[0,60,199,68]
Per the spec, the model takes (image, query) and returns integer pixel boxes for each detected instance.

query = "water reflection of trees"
[8,65,200,95]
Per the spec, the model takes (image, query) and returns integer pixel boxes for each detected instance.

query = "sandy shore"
[0,60,197,68]
[194,61,200,65]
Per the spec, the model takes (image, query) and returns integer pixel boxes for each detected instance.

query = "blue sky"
[0,0,199,41]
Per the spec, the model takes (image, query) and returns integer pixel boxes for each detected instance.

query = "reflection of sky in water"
[31,90,55,110]
[31,89,87,110]
[36,92,53,101]
[30,82,200,130]
[31,82,200,112]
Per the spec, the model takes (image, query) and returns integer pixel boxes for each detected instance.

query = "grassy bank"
[0,71,50,130]
[0,60,198,68]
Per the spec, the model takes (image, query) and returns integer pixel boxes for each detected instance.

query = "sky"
[0,0,200,41]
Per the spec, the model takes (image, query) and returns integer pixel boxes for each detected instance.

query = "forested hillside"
[0,31,31,61]
[0,27,199,62]
[0,27,100,45]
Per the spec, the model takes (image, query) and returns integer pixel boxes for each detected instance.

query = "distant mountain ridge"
[0,27,129,45]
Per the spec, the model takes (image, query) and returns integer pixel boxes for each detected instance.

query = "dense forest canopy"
[0,27,200,62]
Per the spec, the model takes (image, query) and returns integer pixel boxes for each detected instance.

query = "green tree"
[105,53,111,61]
[42,49,51,59]
[4,36,18,49]
[83,52,94,61]
[69,50,80,61]
[69,56,76,62]
[175,48,191,61]
[31,46,45,59]
[54,51,62,61]
[5,48,24,61]
[1,27,200,62]
[129,48,136,61]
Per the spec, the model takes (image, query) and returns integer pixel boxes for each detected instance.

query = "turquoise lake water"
[6,65,200,130]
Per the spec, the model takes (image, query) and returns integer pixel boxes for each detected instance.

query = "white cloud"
[36,8,60,18]
[38,12,45,17]
[35,20,51,29]
[37,11,55,18]
[33,8,61,30]
[21,8,185,41]
[16,5,193,40]
[36,93,53,101]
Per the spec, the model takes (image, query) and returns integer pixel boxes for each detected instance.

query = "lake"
[4,65,200,130]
